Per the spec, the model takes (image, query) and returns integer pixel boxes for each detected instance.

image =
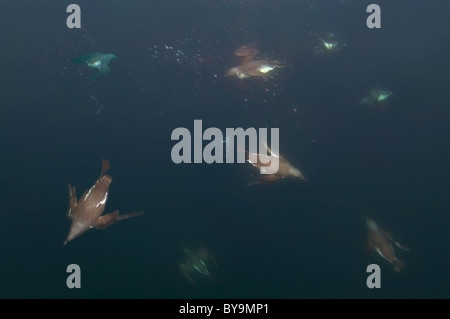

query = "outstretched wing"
[94,210,144,230]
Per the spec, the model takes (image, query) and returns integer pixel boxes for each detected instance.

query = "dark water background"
[0,0,449,298]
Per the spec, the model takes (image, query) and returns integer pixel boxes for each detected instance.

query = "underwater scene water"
[0,0,449,299]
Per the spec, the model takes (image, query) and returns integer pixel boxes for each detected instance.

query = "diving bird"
[226,44,285,79]
[63,159,143,246]
[71,52,117,79]
[366,217,409,272]
[359,87,393,109]
[246,144,308,185]
[179,247,217,284]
